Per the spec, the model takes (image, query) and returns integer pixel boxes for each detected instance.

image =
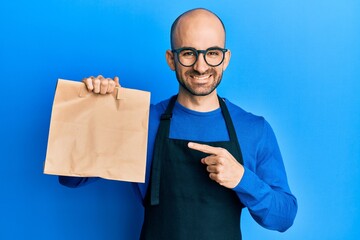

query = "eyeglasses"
[172,47,228,67]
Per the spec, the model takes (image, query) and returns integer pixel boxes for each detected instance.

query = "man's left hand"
[188,142,244,189]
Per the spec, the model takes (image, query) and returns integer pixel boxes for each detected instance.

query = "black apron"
[140,95,244,240]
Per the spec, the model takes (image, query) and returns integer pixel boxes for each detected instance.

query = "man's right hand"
[82,75,120,94]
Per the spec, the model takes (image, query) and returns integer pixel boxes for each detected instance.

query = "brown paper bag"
[44,79,150,183]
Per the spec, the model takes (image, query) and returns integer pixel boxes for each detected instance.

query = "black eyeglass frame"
[171,47,228,67]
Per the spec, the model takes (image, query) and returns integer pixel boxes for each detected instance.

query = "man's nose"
[193,53,209,74]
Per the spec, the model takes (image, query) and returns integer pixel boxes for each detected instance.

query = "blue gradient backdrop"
[1,0,359,239]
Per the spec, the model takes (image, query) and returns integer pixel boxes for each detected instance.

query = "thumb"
[114,76,120,87]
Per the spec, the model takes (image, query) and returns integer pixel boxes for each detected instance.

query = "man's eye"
[207,51,220,56]
[181,51,195,57]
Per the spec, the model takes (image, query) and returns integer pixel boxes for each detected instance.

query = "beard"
[175,68,223,96]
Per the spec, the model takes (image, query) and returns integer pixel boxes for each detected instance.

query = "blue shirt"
[59,97,297,232]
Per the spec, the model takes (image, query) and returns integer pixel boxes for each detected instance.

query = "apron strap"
[150,95,177,205]
[218,96,244,165]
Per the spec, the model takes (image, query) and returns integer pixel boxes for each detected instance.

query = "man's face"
[167,12,230,97]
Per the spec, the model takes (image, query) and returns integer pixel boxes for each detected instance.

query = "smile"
[191,74,212,80]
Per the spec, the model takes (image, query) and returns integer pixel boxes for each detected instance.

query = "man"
[59,8,297,239]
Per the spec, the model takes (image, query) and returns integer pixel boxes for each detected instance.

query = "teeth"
[193,75,210,80]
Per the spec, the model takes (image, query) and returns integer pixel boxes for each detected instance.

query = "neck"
[177,89,220,112]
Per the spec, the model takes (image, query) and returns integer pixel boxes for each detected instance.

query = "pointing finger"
[188,142,222,155]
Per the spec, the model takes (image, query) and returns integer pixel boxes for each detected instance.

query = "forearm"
[234,167,298,232]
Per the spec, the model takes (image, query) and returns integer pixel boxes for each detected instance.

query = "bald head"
[170,8,226,49]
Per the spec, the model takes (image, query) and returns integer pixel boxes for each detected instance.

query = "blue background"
[1,0,359,239]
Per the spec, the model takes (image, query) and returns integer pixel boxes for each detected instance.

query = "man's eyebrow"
[177,45,225,49]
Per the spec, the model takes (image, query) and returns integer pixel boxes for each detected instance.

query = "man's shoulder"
[224,98,272,141]
[224,98,265,124]
[150,97,172,116]
[148,96,175,127]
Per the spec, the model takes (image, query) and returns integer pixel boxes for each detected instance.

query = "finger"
[209,173,219,182]
[188,142,221,155]
[99,78,109,95]
[206,165,220,173]
[107,78,116,93]
[93,78,101,93]
[114,76,120,87]
[201,155,221,165]
[83,77,94,91]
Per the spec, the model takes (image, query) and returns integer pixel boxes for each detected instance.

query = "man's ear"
[222,49,231,71]
[166,50,176,71]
